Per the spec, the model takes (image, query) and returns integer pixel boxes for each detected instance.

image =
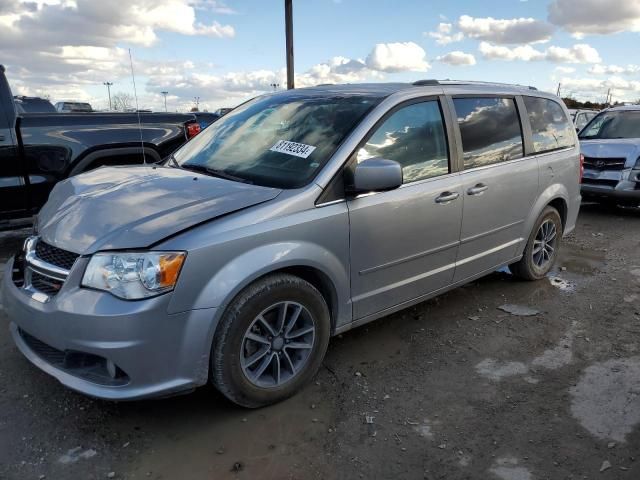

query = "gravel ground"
[0,202,639,480]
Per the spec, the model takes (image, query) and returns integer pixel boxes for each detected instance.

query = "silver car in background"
[579,105,640,207]
[2,81,581,407]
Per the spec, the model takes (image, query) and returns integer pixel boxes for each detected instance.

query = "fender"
[69,146,161,176]
[517,182,569,256]
[186,241,351,328]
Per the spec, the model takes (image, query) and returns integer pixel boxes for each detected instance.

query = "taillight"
[187,123,201,139]
[579,153,584,183]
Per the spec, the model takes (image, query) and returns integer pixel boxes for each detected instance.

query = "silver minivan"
[2,81,581,407]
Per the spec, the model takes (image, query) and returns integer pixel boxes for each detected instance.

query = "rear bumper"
[2,256,218,400]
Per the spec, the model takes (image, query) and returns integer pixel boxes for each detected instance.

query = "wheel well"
[276,266,339,334]
[548,197,567,229]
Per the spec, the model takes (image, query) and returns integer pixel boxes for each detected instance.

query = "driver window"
[357,101,449,183]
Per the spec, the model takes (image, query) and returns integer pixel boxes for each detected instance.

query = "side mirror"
[351,157,403,193]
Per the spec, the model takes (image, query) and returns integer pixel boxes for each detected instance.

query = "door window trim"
[448,94,528,171]
[316,95,456,206]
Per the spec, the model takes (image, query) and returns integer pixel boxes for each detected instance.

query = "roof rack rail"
[415,79,538,91]
[412,79,440,86]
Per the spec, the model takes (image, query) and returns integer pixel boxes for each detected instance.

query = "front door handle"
[467,183,489,196]
[435,191,460,204]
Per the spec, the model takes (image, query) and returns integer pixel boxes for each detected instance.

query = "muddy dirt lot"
[1,202,639,480]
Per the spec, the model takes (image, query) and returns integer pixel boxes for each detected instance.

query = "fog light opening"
[106,359,117,379]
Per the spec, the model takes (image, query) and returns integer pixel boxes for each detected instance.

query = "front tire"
[511,206,563,281]
[211,274,330,408]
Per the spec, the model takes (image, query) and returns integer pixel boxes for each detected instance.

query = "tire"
[511,206,563,281]
[211,273,331,408]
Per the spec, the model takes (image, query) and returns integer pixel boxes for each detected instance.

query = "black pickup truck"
[0,65,201,228]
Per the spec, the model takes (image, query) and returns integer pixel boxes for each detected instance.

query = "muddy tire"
[211,274,330,408]
[511,206,563,281]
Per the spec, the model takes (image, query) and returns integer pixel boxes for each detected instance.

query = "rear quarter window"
[523,97,575,153]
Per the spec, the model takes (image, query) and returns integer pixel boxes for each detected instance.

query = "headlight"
[82,251,186,300]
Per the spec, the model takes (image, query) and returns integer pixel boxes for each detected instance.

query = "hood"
[580,138,640,167]
[38,166,281,254]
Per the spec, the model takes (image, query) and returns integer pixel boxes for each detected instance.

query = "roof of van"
[276,80,551,99]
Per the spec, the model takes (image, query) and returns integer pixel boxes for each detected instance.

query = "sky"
[1,0,640,112]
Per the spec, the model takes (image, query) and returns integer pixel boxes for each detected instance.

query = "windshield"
[579,110,640,139]
[173,93,381,188]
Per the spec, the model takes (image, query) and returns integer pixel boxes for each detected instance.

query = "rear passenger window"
[357,101,449,183]
[453,97,523,169]
[523,97,575,153]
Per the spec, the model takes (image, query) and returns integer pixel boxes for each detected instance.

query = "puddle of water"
[570,357,640,442]
[555,247,606,276]
[475,359,529,380]
[531,321,577,370]
[412,420,433,439]
[58,447,97,464]
[547,276,575,292]
[489,457,532,480]
[477,322,579,381]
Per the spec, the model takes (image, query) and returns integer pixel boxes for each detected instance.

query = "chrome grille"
[35,241,79,270]
[18,236,75,302]
[30,271,64,296]
[583,156,627,171]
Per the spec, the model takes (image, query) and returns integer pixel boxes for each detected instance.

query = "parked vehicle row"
[1,79,582,407]
[568,108,598,132]
[0,65,202,229]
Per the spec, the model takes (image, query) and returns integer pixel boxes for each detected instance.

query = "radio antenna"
[128,48,147,166]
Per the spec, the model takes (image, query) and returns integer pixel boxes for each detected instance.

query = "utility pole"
[103,82,113,110]
[285,0,294,89]
[161,91,168,112]
[556,82,561,97]
[605,88,611,106]
[193,96,200,111]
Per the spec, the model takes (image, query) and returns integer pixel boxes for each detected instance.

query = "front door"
[347,99,463,319]
[450,96,539,282]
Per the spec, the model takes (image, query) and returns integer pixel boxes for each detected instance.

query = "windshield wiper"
[181,163,253,184]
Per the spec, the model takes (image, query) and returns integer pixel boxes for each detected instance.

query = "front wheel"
[211,274,330,408]
[511,206,563,281]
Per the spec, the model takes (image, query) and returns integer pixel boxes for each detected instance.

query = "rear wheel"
[211,274,330,408]
[511,206,563,281]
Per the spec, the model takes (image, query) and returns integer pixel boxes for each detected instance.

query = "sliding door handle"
[435,191,460,204]
[467,183,489,196]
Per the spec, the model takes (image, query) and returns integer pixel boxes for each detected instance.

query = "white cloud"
[426,23,464,45]
[548,0,640,36]
[555,66,576,73]
[437,51,476,66]
[588,64,640,75]
[457,15,555,44]
[545,44,601,63]
[479,42,601,63]
[479,42,544,61]
[365,42,430,73]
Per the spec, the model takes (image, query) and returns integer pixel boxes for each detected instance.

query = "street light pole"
[194,96,200,111]
[103,82,113,110]
[285,0,294,89]
[161,91,168,112]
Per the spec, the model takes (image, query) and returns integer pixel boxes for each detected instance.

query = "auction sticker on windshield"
[270,140,317,159]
